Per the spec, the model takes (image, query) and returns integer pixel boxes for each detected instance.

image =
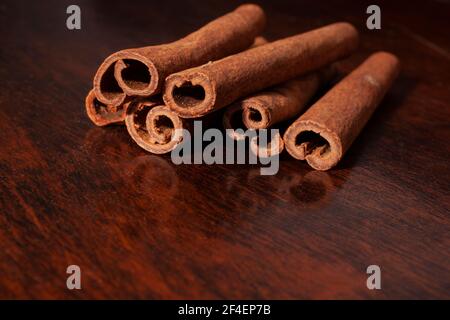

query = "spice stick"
[221,36,270,140]
[93,4,265,106]
[223,65,335,156]
[125,36,268,148]
[241,66,336,129]
[125,102,185,154]
[85,89,132,126]
[164,22,358,118]
[88,36,267,126]
[283,51,400,171]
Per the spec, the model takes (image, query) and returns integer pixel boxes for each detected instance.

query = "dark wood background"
[0,0,449,299]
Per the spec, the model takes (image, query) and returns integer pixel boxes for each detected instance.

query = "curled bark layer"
[125,102,185,155]
[85,89,132,126]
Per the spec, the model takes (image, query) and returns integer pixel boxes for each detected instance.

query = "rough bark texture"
[284,52,400,171]
[241,66,336,129]
[93,4,266,106]
[164,22,359,118]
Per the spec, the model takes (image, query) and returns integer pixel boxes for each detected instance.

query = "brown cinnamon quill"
[93,4,265,106]
[284,51,400,170]
[241,67,336,129]
[164,22,359,118]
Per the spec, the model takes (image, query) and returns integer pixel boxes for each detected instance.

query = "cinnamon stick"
[241,66,336,129]
[283,51,400,171]
[93,4,265,106]
[164,22,358,118]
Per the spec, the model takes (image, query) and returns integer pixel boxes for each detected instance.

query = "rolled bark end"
[85,89,130,126]
[125,102,184,154]
[250,132,285,158]
[146,106,184,146]
[222,103,247,141]
[284,120,342,171]
[242,100,271,129]
[164,71,215,118]
[93,53,127,106]
[284,51,400,171]
[235,3,265,22]
[94,51,159,104]
[114,53,159,96]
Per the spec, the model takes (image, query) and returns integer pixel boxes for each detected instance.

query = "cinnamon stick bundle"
[124,36,270,152]
[284,52,400,171]
[93,4,265,107]
[164,22,358,118]
[223,66,335,156]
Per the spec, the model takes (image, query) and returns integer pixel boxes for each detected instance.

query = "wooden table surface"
[0,0,449,299]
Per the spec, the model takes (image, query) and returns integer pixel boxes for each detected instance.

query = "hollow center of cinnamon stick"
[121,59,151,90]
[93,98,107,114]
[100,64,123,101]
[295,131,330,157]
[133,108,149,135]
[172,82,205,108]
[248,107,263,123]
[93,96,119,116]
[153,115,174,140]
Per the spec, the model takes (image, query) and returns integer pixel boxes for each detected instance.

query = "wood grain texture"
[0,0,449,299]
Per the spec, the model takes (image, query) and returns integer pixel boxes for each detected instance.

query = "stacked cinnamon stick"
[86,4,399,171]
